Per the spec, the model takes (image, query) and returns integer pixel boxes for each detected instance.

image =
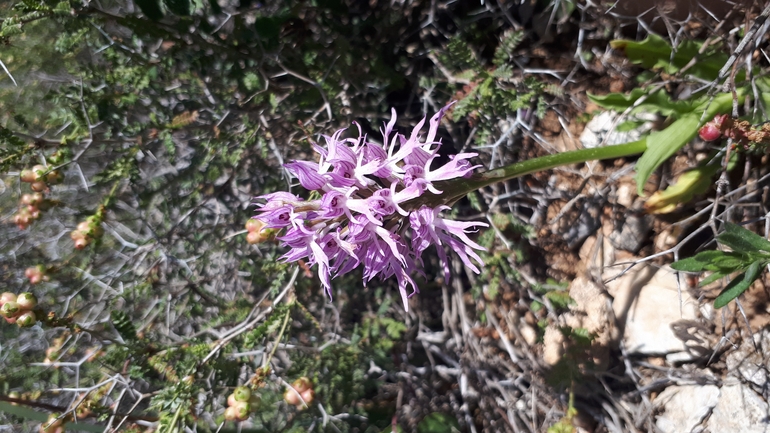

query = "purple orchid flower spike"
[253,102,488,311]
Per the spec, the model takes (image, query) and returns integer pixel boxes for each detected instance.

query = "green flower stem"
[410,139,647,209]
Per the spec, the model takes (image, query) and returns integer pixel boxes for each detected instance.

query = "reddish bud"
[245,219,264,232]
[699,123,722,142]
[27,206,41,220]
[299,388,315,407]
[20,169,36,183]
[246,231,262,244]
[73,237,90,250]
[291,377,312,393]
[0,292,17,306]
[14,213,30,226]
[30,181,48,192]
[284,388,301,406]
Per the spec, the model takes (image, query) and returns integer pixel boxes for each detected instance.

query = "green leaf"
[718,222,770,254]
[709,252,752,271]
[634,92,735,195]
[714,260,762,308]
[134,0,164,20]
[545,291,576,309]
[417,412,461,433]
[610,34,728,81]
[588,88,695,117]
[671,250,732,272]
[699,271,727,287]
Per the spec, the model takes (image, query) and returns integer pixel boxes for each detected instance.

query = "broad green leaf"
[588,88,695,117]
[610,34,728,81]
[718,222,770,254]
[417,412,461,433]
[714,261,762,308]
[634,113,699,194]
[634,92,736,195]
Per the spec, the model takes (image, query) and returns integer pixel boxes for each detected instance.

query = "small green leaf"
[699,271,727,287]
[718,223,770,254]
[671,250,731,272]
[545,291,576,309]
[709,253,752,271]
[713,261,762,308]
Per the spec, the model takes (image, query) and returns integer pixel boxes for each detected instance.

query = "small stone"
[655,385,719,433]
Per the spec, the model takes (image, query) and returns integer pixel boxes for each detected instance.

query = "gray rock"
[725,329,770,388]
[706,381,770,433]
[655,385,719,433]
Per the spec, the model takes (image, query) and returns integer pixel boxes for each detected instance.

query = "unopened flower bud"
[16,311,36,327]
[233,386,251,402]
[245,219,264,232]
[20,169,36,183]
[30,181,48,192]
[291,377,311,393]
[699,123,722,142]
[224,406,238,421]
[284,388,301,406]
[299,388,315,407]
[73,237,90,250]
[232,401,251,421]
[17,292,38,310]
[1,301,20,318]
[27,206,41,220]
[0,292,16,306]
